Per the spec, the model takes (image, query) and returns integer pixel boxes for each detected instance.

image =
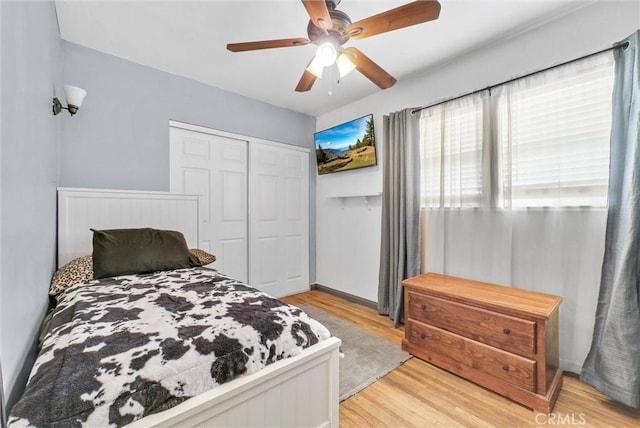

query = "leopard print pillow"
[49,255,94,296]
[189,248,216,265]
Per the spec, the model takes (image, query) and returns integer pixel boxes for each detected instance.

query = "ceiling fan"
[227,0,441,92]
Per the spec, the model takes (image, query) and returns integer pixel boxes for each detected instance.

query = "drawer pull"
[420,304,427,311]
[502,365,509,372]
[420,333,426,340]
[503,328,511,335]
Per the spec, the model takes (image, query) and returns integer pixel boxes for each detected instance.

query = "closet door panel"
[182,167,212,252]
[250,143,309,297]
[172,125,309,298]
[285,177,303,221]
[282,152,308,293]
[285,235,304,280]
[170,127,248,282]
[256,173,279,221]
[255,237,280,289]
[250,145,283,295]
[221,238,247,280]
[221,172,245,221]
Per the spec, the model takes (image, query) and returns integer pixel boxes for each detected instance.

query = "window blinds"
[419,93,485,208]
[419,51,614,209]
[497,53,614,207]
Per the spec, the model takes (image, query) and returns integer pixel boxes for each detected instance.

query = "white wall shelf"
[326,192,382,210]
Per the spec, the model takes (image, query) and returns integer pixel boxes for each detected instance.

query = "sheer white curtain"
[421,92,516,294]
[421,52,614,373]
[495,53,614,208]
[420,91,488,209]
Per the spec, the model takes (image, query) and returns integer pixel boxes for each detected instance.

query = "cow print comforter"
[8,267,331,427]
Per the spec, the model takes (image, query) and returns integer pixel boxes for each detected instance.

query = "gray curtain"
[378,108,421,325]
[581,31,640,410]
[1,359,5,428]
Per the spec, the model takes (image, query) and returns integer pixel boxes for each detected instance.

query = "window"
[496,53,614,207]
[419,52,614,209]
[419,93,485,208]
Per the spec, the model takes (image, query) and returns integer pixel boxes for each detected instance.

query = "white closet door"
[170,127,248,282]
[249,143,309,297]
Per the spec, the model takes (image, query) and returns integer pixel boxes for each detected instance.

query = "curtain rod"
[411,41,629,115]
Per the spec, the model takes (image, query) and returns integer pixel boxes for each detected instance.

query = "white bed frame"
[57,187,341,427]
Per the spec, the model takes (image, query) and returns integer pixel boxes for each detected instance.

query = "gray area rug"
[301,304,412,401]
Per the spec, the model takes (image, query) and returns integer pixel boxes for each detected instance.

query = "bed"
[8,188,341,427]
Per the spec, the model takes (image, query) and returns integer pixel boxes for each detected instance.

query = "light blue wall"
[0,0,61,409]
[60,42,318,282]
[60,42,316,190]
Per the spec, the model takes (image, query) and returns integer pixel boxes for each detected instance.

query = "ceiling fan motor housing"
[325,0,341,11]
[307,8,352,46]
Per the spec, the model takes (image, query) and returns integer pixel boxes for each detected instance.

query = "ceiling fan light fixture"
[337,52,356,78]
[227,0,442,93]
[306,55,325,78]
[316,42,337,67]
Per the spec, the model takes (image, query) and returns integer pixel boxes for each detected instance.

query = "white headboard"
[57,188,200,267]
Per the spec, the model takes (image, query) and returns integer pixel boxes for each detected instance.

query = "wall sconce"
[53,85,87,116]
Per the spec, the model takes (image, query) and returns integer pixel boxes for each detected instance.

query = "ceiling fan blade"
[301,0,333,30]
[295,58,318,92]
[344,47,397,89]
[227,38,310,52]
[295,70,317,92]
[346,0,441,40]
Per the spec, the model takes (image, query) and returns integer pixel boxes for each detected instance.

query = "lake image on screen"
[315,115,377,175]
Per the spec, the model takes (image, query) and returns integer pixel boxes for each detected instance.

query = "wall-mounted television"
[314,114,377,175]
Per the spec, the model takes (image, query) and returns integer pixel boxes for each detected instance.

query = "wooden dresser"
[402,273,563,413]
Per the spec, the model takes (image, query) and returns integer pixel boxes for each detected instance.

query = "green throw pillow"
[91,227,201,279]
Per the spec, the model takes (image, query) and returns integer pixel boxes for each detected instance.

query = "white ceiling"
[55,0,595,117]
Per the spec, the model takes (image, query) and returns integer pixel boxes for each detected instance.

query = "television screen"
[314,114,377,175]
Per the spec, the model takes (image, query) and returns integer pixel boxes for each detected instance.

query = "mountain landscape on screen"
[315,114,377,175]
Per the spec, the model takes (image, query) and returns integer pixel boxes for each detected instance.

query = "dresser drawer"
[407,320,536,392]
[407,292,536,357]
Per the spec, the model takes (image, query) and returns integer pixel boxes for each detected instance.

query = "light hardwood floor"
[282,290,640,428]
